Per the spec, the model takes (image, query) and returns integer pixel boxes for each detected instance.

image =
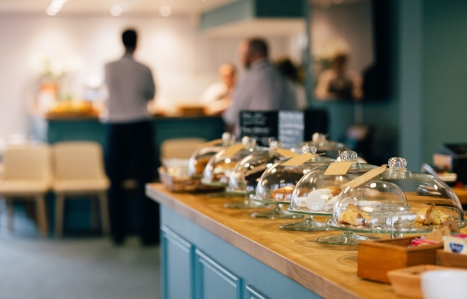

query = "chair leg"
[35,195,48,237]
[98,192,110,236]
[90,198,99,231]
[5,197,14,233]
[55,194,65,238]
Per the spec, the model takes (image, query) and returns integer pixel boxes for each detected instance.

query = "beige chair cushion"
[0,180,51,195]
[53,141,107,181]
[53,178,110,193]
[161,138,206,159]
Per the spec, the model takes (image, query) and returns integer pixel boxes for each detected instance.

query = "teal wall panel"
[422,0,467,162]
[200,0,254,30]
[255,0,304,18]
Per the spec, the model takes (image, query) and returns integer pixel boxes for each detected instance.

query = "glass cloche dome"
[374,157,465,230]
[228,140,296,194]
[188,132,236,178]
[250,145,335,219]
[254,145,336,204]
[202,136,262,186]
[328,180,413,234]
[290,133,348,159]
[283,151,378,232]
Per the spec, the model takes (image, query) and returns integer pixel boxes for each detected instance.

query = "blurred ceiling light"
[110,5,123,16]
[159,5,172,17]
[320,0,331,9]
[46,0,68,16]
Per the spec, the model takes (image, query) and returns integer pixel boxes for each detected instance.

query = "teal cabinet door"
[195,249,242,299]
[162,226,194,299]
[246,285,269,299]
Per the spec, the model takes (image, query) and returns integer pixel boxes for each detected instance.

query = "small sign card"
[276,149,298,158]
[221,144,244,157]
[281,153,314,166]
[342,165,388,188]
[324,162,353,176]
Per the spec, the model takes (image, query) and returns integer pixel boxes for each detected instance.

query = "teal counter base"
[161,205,321,299]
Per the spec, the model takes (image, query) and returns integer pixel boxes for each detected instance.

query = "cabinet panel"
[162,226,194,299]
[246,285,269,299]
[195,249,242,299]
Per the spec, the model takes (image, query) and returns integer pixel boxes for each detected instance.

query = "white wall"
[0,14,293,136]
[311,0,374,73]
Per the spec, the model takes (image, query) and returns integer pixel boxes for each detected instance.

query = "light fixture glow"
[159,5,172,17]
[110,5,123,16]
[46,0,68,16]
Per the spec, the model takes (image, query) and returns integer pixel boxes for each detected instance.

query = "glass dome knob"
[339,151,358,161]
[312,132,327,142]
[388,157,407,170]
[242,136,256,149]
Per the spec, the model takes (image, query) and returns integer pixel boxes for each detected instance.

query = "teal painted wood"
[160,205,322,299]
[246,285,269,299]
[195,249,242,299]
[162,226,195,299]
[199,0,253,30]
[199,0,303,31]
[255,0,304,18]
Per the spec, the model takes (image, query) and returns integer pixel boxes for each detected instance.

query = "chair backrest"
[53,141,107,180]
[161,138,206,159]
[3,145,52,182]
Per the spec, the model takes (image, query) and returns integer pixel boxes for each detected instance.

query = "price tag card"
[199,139,222,148]
[281,153,314,166]
[342,165,388,188]
[324,162,353,176]
[276,149,298,158]
[221,143,244,157]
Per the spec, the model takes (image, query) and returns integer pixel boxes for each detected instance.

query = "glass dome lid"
[374,157,465,229]
[328,180,414,234]
[188,132,236,178]
[288,151,378,214]
[228,140,296,194]
[202,136,263,186]
[290,133,347,159]
[253,145,336,204]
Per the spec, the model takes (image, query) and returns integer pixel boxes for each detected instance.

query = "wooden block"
[357,236,443,283]
[436,249,467,268]
[387,264,450,298]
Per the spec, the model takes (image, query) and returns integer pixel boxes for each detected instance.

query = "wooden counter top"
[147,183,405,299]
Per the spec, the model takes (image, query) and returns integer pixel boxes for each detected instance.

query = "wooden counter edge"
[146,183,364,299]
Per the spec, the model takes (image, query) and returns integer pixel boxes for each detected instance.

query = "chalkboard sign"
[240,110,304,148]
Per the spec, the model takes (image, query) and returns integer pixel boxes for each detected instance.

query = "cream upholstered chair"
[52,141,110,238]
[161,138,206,159]
[0,145,52,237]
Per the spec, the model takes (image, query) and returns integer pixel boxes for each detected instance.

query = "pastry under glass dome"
[188,132,236,178]
[324,157,465,244]
[290,133,347,159]
[251,145,335,219]
[283,151,378,232]
[202,136,261,187]
[228,140,293,195]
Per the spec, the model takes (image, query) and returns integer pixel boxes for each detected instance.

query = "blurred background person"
[275,57,307,110]
[201,62,237,115]
[103,28,159,246]
[223,38,298,135]
[315,52,363,100]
